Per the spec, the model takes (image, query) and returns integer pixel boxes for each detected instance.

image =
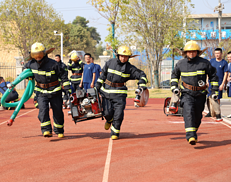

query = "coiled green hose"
[1,69,35,126]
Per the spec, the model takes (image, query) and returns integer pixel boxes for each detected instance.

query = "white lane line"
[102,138,113,182]
[221,121,231,129]
[0,109,36,126]
[169,121,219,124]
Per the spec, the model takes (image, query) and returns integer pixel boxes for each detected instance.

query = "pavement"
[1,98,231,181]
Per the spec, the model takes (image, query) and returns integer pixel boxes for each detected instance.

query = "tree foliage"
[119,0,193,88]
[0,0,64,58]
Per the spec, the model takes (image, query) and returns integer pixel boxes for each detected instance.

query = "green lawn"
[2,88,230,99]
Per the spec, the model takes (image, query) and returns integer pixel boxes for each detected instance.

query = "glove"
[95,83,101,92]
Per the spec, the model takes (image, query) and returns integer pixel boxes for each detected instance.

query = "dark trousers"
[37,93,64,134]
[102,97,126,137]
[181,93,206,140]
[5,91,18,102]
[71,82,81,92]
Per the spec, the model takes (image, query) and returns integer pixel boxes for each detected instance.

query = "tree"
[119,0,193,88]
[88,0,128,56]
[0,0,64,59]
[72,16,101,43]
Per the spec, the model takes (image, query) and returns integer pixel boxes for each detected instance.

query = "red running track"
[1,98,231,182]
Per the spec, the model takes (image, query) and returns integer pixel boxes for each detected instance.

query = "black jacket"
[24,55,70,97]
[95,58,148,99]
[171,56,219,97]
[67,59,84,83]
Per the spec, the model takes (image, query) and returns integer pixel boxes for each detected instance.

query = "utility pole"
[183,0,186,45]
[214,0,224,43]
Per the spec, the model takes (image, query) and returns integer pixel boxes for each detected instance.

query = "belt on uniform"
[73,73,82,76]
[182,81,207,91]
[37,80,59,89]
[105,79,125,87]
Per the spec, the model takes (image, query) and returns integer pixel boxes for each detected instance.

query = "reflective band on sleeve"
[180,85,184,89]
[211,82,219,86]
[185,127,197,132]
[31,69,55,76]
[70,78,81,81]
[171,78,179,83]
[41,121,51,127]
[108,68,130,78]
[58,78,61,82]
[34,103,38,107]
[54,122,64,128]
[97,78,104,83]
[111,125,120,133]
[139,84,146,87]
[101,86,127,94]
[181,70,205,76]
[63,81,70,86]
[171,86,176,90]
[68,63,72,66]
[141,77,148,83]
[34,86,62,94]
[72,68,82,71]
[79,61,82,64]
[68,89,72,93]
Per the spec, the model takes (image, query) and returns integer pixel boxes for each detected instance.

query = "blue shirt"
[0,81,10,94]
[210,58,228,85]
[83,63,96,83]
[94,64,102,84]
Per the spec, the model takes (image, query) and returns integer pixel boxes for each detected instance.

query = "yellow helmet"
[71,51,79,62]
[31,42,45,53]
[30,42,46,60]
[117,45,132,56]
[183,40,201,51]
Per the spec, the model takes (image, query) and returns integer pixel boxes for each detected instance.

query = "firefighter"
[171,40,219,145]
[95,45,148,140]
[67,51,84,92]
[24,42,71,138]
[54,54,69,109]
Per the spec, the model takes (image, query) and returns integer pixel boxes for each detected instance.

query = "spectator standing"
[91,57,102,85]
[79,53,96,90]
[226,52,231,118]
[206,48,228,117]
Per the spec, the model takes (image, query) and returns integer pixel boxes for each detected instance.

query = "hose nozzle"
[212,94,218,100]
[198,80,205,87]
[173,88,180,95]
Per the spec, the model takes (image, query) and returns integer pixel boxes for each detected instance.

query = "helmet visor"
[31,51,44,60]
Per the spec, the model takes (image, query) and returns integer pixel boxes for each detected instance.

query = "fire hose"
[0,69,35,126]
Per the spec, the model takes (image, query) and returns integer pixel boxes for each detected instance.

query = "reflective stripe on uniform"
[58,78,61,82]
[141,77,147,83]
[171,78,179,83]
[111,125,120,133]
[181,70,205,76]
[63,81,70,86]
[215,91,219,95]
[31,69,55,76]
[185,127,197,132]
[68,63,72,66]
[70,78,81,81]
[41,121,51,127]
[180,85,184,89]
[211,82,219,86]
[139,84,146,87]
[54,122,63,128]
[65,68,68,71]
[101,86,127,94]
[72,68,82,71]
[79,60,82,64]
[108,68,130,78]
[97,78,104,83]
[34,85,62,94]
[34,103,38,107]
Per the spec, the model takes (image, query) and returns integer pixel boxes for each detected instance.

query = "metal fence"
[0,62,16,81]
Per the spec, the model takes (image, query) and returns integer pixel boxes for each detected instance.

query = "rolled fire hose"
[1,69,35,126]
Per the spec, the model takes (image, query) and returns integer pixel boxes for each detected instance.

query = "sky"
[34,0,231,45]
